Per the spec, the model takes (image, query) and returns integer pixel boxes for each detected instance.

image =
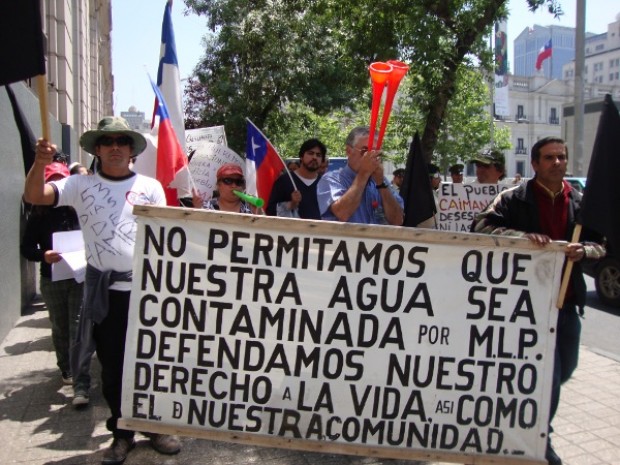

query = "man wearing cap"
[428,163,441,192]
[267,138,326,219]
[429,163,442,209]
[24,117,181,465]
[449,163,464,183]
[470,148,506,184]
[317,126,403,225]
[392,168,405,193]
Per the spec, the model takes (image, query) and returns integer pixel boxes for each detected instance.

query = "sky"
[111,0,616,117]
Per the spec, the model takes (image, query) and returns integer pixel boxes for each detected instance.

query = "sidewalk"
[1,305,619,465]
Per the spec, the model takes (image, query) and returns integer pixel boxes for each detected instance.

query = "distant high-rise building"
[562,13,620,86]
[513,24,584,79]
[120,106,151,132]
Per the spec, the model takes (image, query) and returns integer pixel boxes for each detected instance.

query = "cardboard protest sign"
[186,126,227,148]
[120,207,564,464]
[187,142,244,202]
[437,183,512,232]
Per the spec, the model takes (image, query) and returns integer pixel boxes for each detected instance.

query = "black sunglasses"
[97,135,133,147]
[219,177,246,186]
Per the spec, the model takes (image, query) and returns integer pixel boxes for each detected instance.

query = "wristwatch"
[376,182,388,189]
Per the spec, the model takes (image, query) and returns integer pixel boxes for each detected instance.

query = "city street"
[581,276,620,360]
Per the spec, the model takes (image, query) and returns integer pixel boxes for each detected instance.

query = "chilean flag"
[246,119,286,206]
[154,0,184,146]
[133,0,191,204]
[535,39,552,71]
[150,78,188,205]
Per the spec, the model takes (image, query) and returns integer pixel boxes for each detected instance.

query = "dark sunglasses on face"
[97,135,133,147]
[219,177,246,186]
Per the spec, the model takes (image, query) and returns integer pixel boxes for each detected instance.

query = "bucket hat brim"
[79,116,147,156]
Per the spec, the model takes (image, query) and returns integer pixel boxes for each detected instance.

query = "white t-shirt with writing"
[53,172,166,290]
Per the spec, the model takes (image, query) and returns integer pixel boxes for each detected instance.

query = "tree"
[266,101,368,160]
[183,0,563,157]
[183,0,395,153]
[388,65,512,170]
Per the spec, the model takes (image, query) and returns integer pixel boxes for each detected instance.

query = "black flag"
[0,0,46,86]
[5,85,36,175]
[580,94,620,253]
[401,132,436,227]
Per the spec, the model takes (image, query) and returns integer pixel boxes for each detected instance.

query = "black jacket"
[20,206,81,279]
[472,180,603,310]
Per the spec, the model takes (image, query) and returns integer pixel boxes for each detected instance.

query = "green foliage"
[183,0,560,158]
[182,0,394,153]
[266,101,368,160]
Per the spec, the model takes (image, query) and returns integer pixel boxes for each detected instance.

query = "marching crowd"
[21,115,605,465]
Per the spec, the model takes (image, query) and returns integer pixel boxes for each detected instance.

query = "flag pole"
[556,224,582,309]
[36,75,50,140]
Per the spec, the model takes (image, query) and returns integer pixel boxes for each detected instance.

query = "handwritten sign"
[187,143,244,201]
[437,183,512,232]
[186,126,228,148]
[120,207,563,464]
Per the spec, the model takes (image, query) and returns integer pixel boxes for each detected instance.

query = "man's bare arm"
[24,139,57,205]
[379,187,404,225]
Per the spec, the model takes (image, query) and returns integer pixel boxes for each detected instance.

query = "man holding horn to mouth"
[317,126,403,225]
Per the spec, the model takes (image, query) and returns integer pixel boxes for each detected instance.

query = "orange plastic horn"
[375,60,409,151]
[367,62,393,151]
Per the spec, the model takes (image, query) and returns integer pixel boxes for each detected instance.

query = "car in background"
[284,157,348,174]
[326,157,347,172]
[565,177,587,193]
[584,244,620,308]
[563,177,619,307]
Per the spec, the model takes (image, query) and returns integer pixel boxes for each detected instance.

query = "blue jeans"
[549,302,581,431]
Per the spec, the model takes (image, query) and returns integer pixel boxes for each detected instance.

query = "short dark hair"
[531,137,568,163]
[298,138,327,161]
[393,168,405,177]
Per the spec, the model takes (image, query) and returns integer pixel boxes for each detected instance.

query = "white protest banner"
[187,142,244,202]
[120,207,564,465]
[186,126,227,148]
[437,182,512,232]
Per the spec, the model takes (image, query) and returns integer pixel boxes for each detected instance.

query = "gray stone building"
[0,0,112,341]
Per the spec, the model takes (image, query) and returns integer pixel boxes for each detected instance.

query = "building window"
[516,160,526,177]
[516,105,526,121]
[516,138,527,154]
[549,108,559,125]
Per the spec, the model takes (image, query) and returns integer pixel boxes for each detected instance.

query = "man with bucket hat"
[24,117,181,464]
